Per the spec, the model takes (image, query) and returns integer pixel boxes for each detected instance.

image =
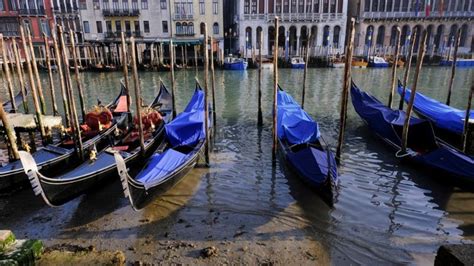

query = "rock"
[201,246,218,258]
[435,244,474,266]
[128,247,136,252]
[0,230,15,252]
[241,246,248,252]
[112,251,126,265]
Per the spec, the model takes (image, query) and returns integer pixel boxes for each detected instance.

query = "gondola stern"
[18,151,58,207]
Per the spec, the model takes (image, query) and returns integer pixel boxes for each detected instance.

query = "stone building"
[78,0,171,42]
[349,0,473,56]
[234,0,349,57]
[169,0,224,50]
[52,0,83,44]
[0,0,54,56]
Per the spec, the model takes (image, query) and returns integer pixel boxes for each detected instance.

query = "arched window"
[460,24,468,47]
[323,25,330,47]
[365,25,374,46]
[176,22,182,35]
[200,22,205,35]
[448,24,458,47]
[182,22,187,35]
[333,26,340,47]
[245,27,252,48]
[434,25,444,51]
[268,26,275,55]
[188,22,194,35]
[256,26,262,49]
[376,25,385,46]
[390,25,398,45]
[213,22,219,35]
[400,25,410,46]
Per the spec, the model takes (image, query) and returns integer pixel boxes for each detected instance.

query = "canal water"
[0,67,473,264]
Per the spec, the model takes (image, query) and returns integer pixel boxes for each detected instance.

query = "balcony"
[173,14,193,20]
[18,8,46,15]
[242,13,342,22]
[105,31,142,39]
[361,10,474,20]
[175,32,195,37]
[103,8,140,16]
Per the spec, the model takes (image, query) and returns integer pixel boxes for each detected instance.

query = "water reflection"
[0,67,473,263]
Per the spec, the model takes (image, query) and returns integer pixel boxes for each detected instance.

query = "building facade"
[0,0,54,42]
[51,0,83,44]
[78,0,171,42]
[235,0,348,57]
[169,0,224,48]
[349,0,474,56]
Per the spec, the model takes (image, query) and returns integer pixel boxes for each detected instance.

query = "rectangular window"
[125,20,131,32]
[96,21,103,33]
[79,0,87,9]
[144,20,149,33]
[0,1,4,11]
[92,0,100,9]
[8,0,17,11]
[123,0,128,10]
[83,21,90,33]
[364,0,370,11]
[393,0,400,11]
[298,0,304,12]
[331,0,336,13]
[40,20,50,36]
[106,21,112,32]
[112,0,119,10]
[306,0,312,12]
[134,21,140,31]
[103,0,109,9]
[213,0,218,14]
[115,21,121,32]
[131,0,138,10]
[276,0,281,12]
[268,0,274,13]
[251,0,257,13]
[199,0,205,14]
[244,0,249,13]
[284,0,289,12]
[141,0,147,9]
[291,0,297,12]
[162,21,168,33]
[160,0,166,9]
[323,0,328,12]
[314,0,319,12]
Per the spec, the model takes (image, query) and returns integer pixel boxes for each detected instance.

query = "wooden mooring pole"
[272,17,279,158]
[0,34,17,112]
[210,35,216,128]
[401,30,427,154]
[26,29,47,115]
[11,39,28,113]
[59,26,83,159]
[70,29,86,121]
[335,18,355,164]
[194,45,198,75]
[446,28,462,106]
[20,26,46,141]
[43,34,59,115]
[398,29,417,110]
[257,30,263,126]
[169,39,176,118]
[302,34,311,109]
[52,33,70,127]
[388,27,401,109]
[120,32,131,110]
[0,96,19,159]
[203,24,210,166]
[130,37,145,155]
[462,84,473,153]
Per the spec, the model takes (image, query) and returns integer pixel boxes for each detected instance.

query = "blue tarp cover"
[165,89,205,147]
[398,85,473,135]
[287,147,336,186]
[136,149,190,189]
[277,90,320,145]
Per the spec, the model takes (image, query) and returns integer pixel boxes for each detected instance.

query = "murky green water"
[0,66,473,264]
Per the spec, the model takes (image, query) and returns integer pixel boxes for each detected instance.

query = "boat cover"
[136,149,190,189]
[352,82,474,180]
[398,84,473,135]
[277,90,320,145]
[165,89,205,147]
[287,147,336,186]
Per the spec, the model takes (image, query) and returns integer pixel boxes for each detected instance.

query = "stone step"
[0,231,15,252]
[0,239,44,265]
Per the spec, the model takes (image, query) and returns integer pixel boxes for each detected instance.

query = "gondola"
[2,86,28,113]
[90,64,118,72]
[0,84,129,191]
[276,86,337,203]
[114,83,208,210]
[397,82,473,147]
[351,81,474,186]
[18,82,172,206]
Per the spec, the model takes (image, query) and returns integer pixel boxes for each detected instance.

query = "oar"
[335,18,355,164]
[120,32,131,110]
[400,30,427,155]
